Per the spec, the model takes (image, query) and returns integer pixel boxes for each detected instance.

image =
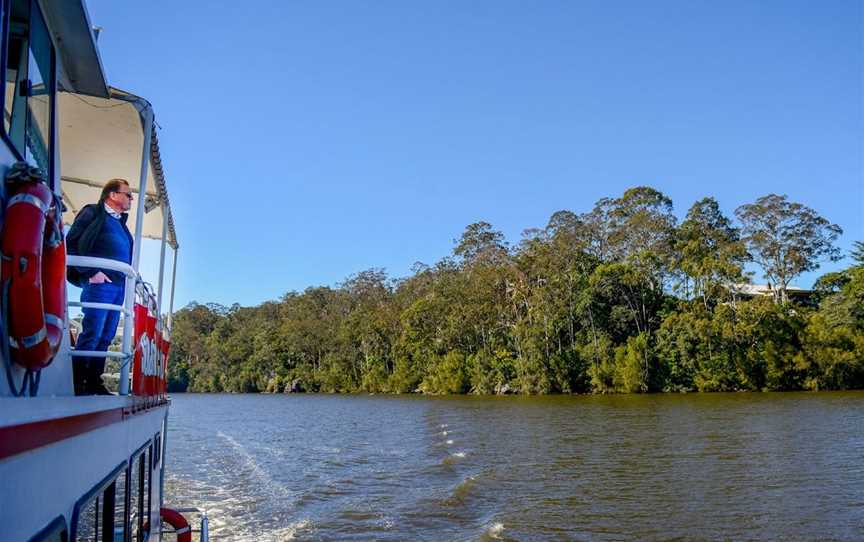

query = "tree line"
[167,187,863,394]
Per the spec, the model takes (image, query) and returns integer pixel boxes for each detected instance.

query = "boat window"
[3,0,54,175]
[130,446,151,542]
[112,470,128,542]
[72,466,127,542]
[153,432,161,466]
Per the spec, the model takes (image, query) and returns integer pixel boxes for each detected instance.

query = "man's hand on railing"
[88,271,113,284]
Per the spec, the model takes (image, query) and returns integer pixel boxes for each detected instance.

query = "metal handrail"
[171,507,209,542]
[69,350,127,359]
[66,255,144,395]
[66,254,137,278]
[66,254,172,397]
[68,301,130,315]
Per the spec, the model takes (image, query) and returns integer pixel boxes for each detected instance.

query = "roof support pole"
[118,105,153,396]
[131,106,153,272]
[167,247,178,332]
[157,206,168,319]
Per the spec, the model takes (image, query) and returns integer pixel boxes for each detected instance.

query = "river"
[163,392,864,541]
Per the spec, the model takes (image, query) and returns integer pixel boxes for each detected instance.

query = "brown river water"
[164,392,864,541]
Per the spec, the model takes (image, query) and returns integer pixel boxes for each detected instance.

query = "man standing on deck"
[66,179,134,395]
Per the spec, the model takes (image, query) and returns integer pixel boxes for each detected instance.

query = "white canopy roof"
[59,88,178,248]
[42,0,110,98]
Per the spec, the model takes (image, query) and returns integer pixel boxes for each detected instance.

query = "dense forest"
[168,187,863,394]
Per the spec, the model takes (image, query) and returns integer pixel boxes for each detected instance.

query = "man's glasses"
[114,191,134,200]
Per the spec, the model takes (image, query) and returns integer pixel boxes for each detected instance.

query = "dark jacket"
[66,203,134,286]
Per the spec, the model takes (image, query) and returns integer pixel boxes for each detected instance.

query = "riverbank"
[166,190,863,397]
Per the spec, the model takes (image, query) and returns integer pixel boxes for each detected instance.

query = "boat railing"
[66,254,164,396]
[172,508,209,542]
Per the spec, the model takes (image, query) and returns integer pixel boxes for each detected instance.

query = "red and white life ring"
[0,176,67,369]
[154,507,192,542]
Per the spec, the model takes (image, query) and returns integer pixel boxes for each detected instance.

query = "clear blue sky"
[87,0,862,308]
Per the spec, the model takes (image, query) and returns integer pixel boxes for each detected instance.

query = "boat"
[0,1,205,540]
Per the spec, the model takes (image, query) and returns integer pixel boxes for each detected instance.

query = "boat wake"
[275,518,313,541]
[478,522,505,541]
[442,451,468,465]
[441,475,478,506]
[224,518,313,542]
[217,431,295,501]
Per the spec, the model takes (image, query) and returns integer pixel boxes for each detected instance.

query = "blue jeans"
[75,281,125,393]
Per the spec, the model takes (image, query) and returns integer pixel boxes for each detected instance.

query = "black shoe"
[73,363,89,396]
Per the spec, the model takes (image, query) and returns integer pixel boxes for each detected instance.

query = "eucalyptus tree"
[576,188,679,391]
[454,221,509,265]
[167,302,226,391]
[511,227,583,393]
[676,197,748,307]
[599,188,676,326]
[452,222,514,350]
[735,194,842,304]
[278,286,350,391]
[338,269,397,391]
[851,241,864,265]
[607,187,677,261]
[577,198,616,262]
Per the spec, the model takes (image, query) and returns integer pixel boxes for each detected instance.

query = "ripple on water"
[216,431,296,502]
[442,451,468,466]
[229,518,313,542]
[165,392,864,542]
[441,475,478,507]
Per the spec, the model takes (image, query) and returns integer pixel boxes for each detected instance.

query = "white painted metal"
[131,107,153,273]
[157,205,168,318]
[67,254,143,395]
[119,107,153,397]
[38,0,110,98]
[174,508,210,542]
[66,255,136,278]
[0,395,126,426]
[69,350,127,359]
[67,301,130,315]
[158,410,169,530]
[0,403,169,542]
[167,247,178,333]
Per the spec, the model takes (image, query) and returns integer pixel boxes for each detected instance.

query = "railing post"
[167,247,178,331]
[119,105,153,396]
[157,206,168,319]
[131,106,153,272]
[118,274,134,396]
[159,411,168,521]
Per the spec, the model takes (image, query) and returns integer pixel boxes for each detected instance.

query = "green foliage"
[421,351,469,394]
[796,259,864,390]
[166,190,861,395]
[614,333,652,393]
[676,197,748,305]
[736,194,843,303]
